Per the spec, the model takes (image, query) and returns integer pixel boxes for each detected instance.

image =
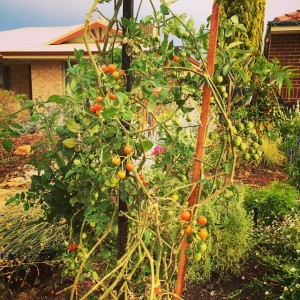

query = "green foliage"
[260,137,285,166]
[0,207,68,285]
[246,213,300,299]
[1,0,296,298]
[215,0,266,52]
[278,104,300,188]
[244,182,300,225]
[0,90,31,151]
[188,186,253,283]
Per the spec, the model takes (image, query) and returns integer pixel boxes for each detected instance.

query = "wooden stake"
[174,4,220,298]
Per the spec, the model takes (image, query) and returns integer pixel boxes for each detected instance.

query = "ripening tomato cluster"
[88,63,124,116]
[109,145,149,188]
[100,63,126,101]
[139,173,147,187]
[89,103,103,115]
[180,211,209,262]
[110,145,146,185]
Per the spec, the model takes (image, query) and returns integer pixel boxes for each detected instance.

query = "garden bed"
[0,133,293,300]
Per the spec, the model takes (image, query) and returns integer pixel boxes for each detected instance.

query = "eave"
[0,51,99,60]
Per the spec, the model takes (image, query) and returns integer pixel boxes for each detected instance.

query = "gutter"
[267,20,300,27]
[0,51,99,60]
[263,20,300,58]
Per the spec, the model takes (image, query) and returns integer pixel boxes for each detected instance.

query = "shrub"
[244,181,300,226]
[0,205,68,288]
[187,186,253,283]
[279,103,300,188]
[246,213,300,299]
[0,89,30,127]
[260,137,285,166]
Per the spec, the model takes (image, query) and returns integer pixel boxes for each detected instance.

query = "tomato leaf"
[160,4,169,15]
[5,197,17,205]
[47,95,66,105]
[92,271,99,281]
[142,140,154,152]
[101,107,119,119]
[226,41,243,50]
[235,68,247,83]
[65,118,81,133]
[230,15,239,25]
[222,64,231,76]
[23,203,29,211]
[64,170,75,179]
[122,110,133,121]
[1,139,13,152]
[63,138,78,148]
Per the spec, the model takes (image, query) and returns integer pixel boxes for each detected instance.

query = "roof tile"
[274,10,300,21]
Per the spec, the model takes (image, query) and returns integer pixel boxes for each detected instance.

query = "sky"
[0,0,299,33]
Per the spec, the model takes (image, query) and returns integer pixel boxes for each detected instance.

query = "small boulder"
[14,145,32,156]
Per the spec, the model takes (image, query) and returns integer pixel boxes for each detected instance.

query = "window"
[0,64,10,90]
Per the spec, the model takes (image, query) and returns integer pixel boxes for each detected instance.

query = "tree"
[215,0,266,52]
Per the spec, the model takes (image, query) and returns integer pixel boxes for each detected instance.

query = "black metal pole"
[122,0,134,92]
[117,1,134,299]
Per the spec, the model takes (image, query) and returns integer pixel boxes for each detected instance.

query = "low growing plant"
[246,212,300,299]
[0,205,68,288]
[187,186,253,283]
[244,181,299,226]
[279,102,300,188]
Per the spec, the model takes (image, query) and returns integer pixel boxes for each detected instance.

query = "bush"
[244,181,299,226]
[246,212,300,299]
[0,89,30,127]
[187,186,253,283]
[0,205,68,288]
[279,103,300,188]
[260,137,285,166]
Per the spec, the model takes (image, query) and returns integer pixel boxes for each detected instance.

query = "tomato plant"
[4,0,295,299]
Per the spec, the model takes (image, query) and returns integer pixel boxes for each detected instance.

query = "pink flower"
[152,145,166,156]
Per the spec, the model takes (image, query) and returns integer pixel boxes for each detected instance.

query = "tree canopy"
[215,0,266,52]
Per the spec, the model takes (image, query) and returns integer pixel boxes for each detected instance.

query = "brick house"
[0,19,121,100]
[264,10,300,105]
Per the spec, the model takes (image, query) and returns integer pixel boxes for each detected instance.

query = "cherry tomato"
[124,145,133,155]
[112,156,121,165]
[118,170,126,179]
[180,210,191,222]
[125,161,135,171]
[197,215,208,226]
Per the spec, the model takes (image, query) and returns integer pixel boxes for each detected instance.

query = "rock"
[14,145,32,156]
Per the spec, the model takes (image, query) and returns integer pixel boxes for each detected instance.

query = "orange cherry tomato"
[180,210,191,222]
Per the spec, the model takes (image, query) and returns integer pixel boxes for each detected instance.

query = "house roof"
[263,9,300,56]
[0,19,120,60]
[267,9,300,31]
[273,10,300,21]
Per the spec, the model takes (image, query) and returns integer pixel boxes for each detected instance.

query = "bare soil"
[0,134,288,299]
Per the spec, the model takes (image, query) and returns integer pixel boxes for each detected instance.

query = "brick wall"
[10,64,31,97]
[268,33,300,104]
[31,60,64,100]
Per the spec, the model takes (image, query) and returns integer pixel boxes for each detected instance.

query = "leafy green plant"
[245,213,300,299]
[0,206,68,288]
[244,181,299,226]
[187,186,253,283]
[278,103,300,188]
[1,0,296,298]
[260,136,285,166]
